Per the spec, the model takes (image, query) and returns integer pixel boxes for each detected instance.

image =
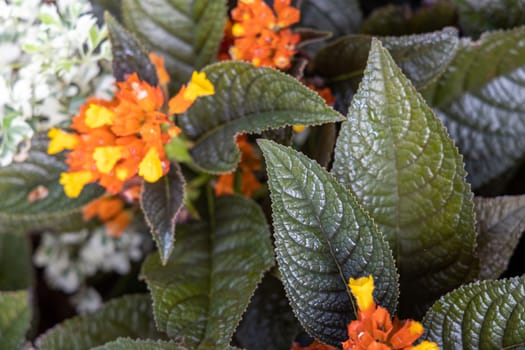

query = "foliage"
[0,0,525,350]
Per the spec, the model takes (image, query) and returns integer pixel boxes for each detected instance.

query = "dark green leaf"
[90,0,122,22]
[259,139,398,346]
[0,135,103,234]
[142,195,274,349]
[475,195,525,280]
[454,0,525,37]
[298,0,362,38]
[122,0,227,86]
[332,39,478,317]
[93,338,186,350]
[37,294,164,350]
[179,61,344,173]
[234,274,301,350]
[423,276,525,349]
[105,12,158,85]
[0,233,32,290]
[0,291,30,350]
[423,27,525,188]
[140,163,185,265]
[312,27,459,92]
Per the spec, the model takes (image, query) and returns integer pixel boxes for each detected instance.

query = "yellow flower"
[292,125,306,133]
[47,128,79,154]
[93,146,124,174]
[138,148,163,182]
[59,171,93,198]
[85,104,116,128]
[413,341,440,350]
[184,71,215,101]
[348,275,375,311]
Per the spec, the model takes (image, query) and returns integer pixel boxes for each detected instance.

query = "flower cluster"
[230,0,300,69]
[82,195,132,237]
[0,0,113,166]
[214,135,262,197]
[48,69,214,198]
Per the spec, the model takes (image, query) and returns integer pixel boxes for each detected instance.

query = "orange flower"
[214,135,262,197]
[342,276,439,350]
[83,195,130,237]
[49,70,214,198]
[229,0,300,69]
[149,52,170,85]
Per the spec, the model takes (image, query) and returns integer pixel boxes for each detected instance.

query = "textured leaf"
[475,195,525,279]
[454,0,525,37]
[312,27,459,92]
[93,338,186,350]
[37,294,165,350]
[259,139,398,346]
[423,27,525,189]
[0,233,32,290]
[105,12,158,85]
[298,0,362,38]
[122,0,226,86]
[0,136,103,233]
[423,276,525,349]
[234,274,301,350]
[178,61,344,173]
[142,195,274,349]
[140,163,185,265]
[332,39,478,317]
[0,291,30,350]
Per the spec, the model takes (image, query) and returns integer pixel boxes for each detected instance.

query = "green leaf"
[475,195,525,280]
[331,39,478,317]
[298,0,362,38]
[258,139,398,346]
[0,135,103,234]
[423,276,525,349]
[234,274,301,350]
[36,294,165,350]
[141,195,274,349]
[105,12,158,86]
[122,0,227,86]
[94,338,186,350]
[423,27,525,189]
[454,0,525,37]
[179,61,344,173]
[312,27,459,92]
[0,291,30,350]
[140,163,185,265]
[0,233,32,290]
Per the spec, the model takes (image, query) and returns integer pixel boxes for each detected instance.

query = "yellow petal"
[183,71,215,101]
[138,148,163,182]
[292,125,306,133]
[410,321,424,336]
[232,23,245,37]
[93,146,124,174]
[47,128,78,154]
[412,341,440,350]
[85,104,116,128]
[348,275,375,311]
[59,171,93,198]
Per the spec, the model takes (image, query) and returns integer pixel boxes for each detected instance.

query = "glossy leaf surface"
[122,0,226,86]
[94,339,186,350]
[423,276,525,349]
[37,295,164,350]
[142,195,274,349]
[141,163,185,265]
[298,0,362,38]
[423,27,525,188]
[178,62,344,173]
[475,195,525,279]
[259,139,398,346]
[0,291,30,350]
[0,136,102,233]
[332,39,478,317]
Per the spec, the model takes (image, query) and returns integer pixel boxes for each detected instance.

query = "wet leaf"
[178,61,344,173]
[140,163,185,265]
[423,276,525,349]
[475,195,525,279]
[0,291,30,350]
[332,39,478,317]
[142,195,274,349]
[259,139,398,346]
